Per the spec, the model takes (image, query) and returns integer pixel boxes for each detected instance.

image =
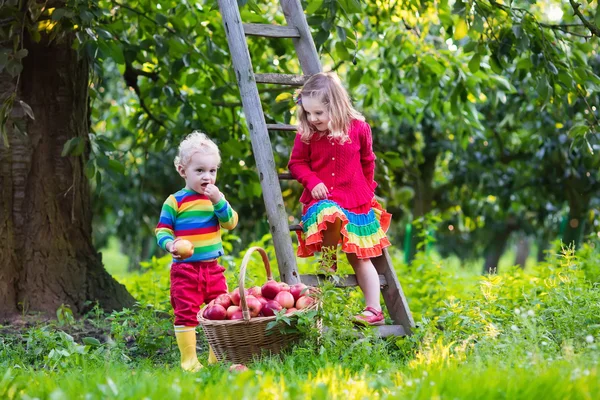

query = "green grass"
[2,240,600,399]
[100,237,130,277]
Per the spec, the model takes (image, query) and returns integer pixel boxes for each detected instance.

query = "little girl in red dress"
[288,72,392,326]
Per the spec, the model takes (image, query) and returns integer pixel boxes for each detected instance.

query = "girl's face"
[177,151,219,194]
[302,96,330,132]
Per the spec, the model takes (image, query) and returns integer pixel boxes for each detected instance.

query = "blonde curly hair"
[174,131,221,169]
[296,72,364,144]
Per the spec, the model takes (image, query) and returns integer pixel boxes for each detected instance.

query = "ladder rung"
[376,325,408,338]
[289,224,302,231]
[300,273,388,288]
[278,172,293,180]
[243,23,301,38]
[267,123,297,131]
[255,73,309,86]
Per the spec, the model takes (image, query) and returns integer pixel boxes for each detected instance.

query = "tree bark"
[513,235,530,269]
[483,222,514,274]
[0,33,134,319]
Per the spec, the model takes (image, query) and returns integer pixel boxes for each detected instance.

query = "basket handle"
[238,246,273,321]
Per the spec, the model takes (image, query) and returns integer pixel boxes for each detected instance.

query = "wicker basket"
[197,246,318,364]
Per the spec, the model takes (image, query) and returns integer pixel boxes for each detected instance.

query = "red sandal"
[353,306,385,326]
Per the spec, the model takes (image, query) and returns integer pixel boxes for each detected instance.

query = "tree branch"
[569,0,600,37]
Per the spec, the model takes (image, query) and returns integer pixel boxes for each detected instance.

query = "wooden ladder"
[217,0,415,336]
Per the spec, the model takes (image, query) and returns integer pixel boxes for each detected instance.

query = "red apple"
[261,300,283,317]
[207,299,216,307]
[173,239,194,259]
[279,282,290,292]
[215,294,232,309]
[226,305,240,319]
[296,295,315,310]
[261,280,281,300]
[285,307,298,314]
[229,288,248,306]
[229,364,248,372]
[290,283,308,301]
[245,295,262,317]
[274,291,295,309]
[203,304,227,320]
[256,296,268,306]
[248,286,262,297]
[229,310,243,320]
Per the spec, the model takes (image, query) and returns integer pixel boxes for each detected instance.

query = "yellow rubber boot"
[208,346,218,364]
[174,327,203,372]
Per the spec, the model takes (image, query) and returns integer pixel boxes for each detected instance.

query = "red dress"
[288,119,391,259]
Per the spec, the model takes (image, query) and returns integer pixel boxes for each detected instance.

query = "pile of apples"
[202,280,316,321]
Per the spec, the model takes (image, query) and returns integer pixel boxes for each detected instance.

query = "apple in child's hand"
[215,294,232,309]
[290,283,308,301]
[261,280,281,300]
[229,288,247,306]
[279,282,290,292]
[226,305,240,319]
[229,310,244,320]
[274,291,295,309]
[173,239,194,259]
[295,295,315,310]
[203,304,227,320]
[248,286,262,298]
[245,295,263,317]
[261,300,283,317]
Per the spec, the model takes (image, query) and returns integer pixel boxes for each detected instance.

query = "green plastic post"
[404,223,412,264]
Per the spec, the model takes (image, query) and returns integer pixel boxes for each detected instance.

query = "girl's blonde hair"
[174,131,221,169]
[296,72,364,143]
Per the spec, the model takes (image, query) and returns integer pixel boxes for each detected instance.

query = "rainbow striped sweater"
[155,188,238,262]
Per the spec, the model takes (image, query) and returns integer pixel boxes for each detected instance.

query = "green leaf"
[14,49,28,60]
[536,76,550,103]
[85,160,96,180]
[547,62,558,75]
[51,8,74,21]
[62,137,82,156]
[568,124,588,137]
[156,13,168,25]
[468,53,480,73]
[108,159,125,174]
[454,18,468,40]
[335,42,350,60]
[596,1,600,27]
[306,0,324,14]
[82,337,101,346]
[19,100,34,120]
[337,0,361,14]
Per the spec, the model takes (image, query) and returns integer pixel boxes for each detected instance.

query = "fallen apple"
[261,280,281,300]
[229,364,248,372]
[290,283,308,301]
[295,295,315,310]
[215,294,232,309]
[261,300,283,317]
[274,291,295,309]
[245,295,263,317]
[226,305,240,319]
[203,304,227,320]
[173,239,194,259]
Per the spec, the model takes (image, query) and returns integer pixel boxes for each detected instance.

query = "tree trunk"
[482,223,514,274]
[513,235,530,269]
[0,33,134,319]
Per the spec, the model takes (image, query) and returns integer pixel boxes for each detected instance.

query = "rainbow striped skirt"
[296,198,391,259]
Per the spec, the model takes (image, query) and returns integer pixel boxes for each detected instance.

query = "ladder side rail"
[280,0,323,75]
[372,248,415,333]
[218,0,300,284]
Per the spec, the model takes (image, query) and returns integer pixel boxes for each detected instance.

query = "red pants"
[170,260,228,326]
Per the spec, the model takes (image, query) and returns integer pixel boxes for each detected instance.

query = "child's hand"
[204,184,223,204]
[311,183,329,200]
[166,241,182,260]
